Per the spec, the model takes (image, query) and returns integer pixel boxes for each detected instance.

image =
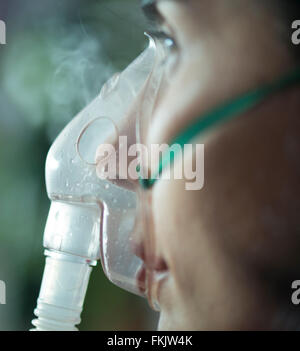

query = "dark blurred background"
[0,0,158,330]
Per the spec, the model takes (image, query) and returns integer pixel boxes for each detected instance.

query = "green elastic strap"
[139,67,300,189]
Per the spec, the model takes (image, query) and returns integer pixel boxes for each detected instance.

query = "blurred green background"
[0,0,158,330]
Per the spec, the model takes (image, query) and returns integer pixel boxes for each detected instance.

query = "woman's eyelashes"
[148,30,178,54]
[160,32,177,54]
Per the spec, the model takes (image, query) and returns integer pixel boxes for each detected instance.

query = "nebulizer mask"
[31,34,168,331]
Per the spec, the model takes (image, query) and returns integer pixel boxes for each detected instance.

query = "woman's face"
[98,0,300,330]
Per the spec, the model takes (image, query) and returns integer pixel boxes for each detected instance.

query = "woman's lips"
[136,264,147,295]
[133,241,169,305]
[136,260,169,309]
[149,269,170,311]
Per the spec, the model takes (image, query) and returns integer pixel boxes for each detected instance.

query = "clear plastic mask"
[31,35,168,330]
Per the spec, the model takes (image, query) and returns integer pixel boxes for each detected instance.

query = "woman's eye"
[147,30,178,55]
[146,30,179,74]
[162,36,177,54]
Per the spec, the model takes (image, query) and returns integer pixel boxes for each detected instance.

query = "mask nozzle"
[31,200,101,331]
[31,250,96,331]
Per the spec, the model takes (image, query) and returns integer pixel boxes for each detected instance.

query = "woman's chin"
[157,312,171,331]
[157,311,181,331]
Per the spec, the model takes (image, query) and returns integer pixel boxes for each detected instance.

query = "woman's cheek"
[151,155,219,313]
[148,60,205,149]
